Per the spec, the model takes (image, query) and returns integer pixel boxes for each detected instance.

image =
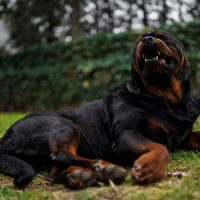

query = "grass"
[0,113,200,200]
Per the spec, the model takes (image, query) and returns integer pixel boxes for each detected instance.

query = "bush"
[0,31,139,111]
[0,21,199,111]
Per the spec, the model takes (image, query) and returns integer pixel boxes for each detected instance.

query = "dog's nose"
[142,36,156,44]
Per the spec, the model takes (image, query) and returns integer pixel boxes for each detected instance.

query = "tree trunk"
[69,0,81,39]
[94,1,100,33]
[138,0,148,26]
[160,0,168,23]
[106,0,114,32]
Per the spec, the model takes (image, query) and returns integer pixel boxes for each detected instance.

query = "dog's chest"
[136,118,172,145]
[147,119,162,131]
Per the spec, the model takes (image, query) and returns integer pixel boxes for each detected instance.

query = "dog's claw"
[131,173,139,180]
[50,153,57,160]
[133,164,142,171]
[104,165,115,174]
[93,163,101,172]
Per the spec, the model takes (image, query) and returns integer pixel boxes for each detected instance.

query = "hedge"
[0,31,136,111]
[0,21,200,111]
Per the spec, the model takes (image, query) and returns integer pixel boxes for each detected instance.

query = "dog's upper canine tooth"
[158,51,160,55]
[156,56,158,59]
[145,58,148,61]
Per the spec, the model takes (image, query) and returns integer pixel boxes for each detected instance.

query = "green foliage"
[0,31,139,111]
[0,186,51,200]
[0,113,26,134]
[0,20,200,111]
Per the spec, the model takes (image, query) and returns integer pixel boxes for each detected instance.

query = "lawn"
[0,113,200,200]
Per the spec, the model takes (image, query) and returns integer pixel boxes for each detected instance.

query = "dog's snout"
[142,36,156,44]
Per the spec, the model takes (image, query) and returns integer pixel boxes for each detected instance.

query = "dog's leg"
[50,160,127,189]
[131,142,169,183]
[0,153,36,187]
[49,131,128,187]
[179,131,200,150]
[0,112,127,188]
[116,130,169,184]
[51,150,127,189]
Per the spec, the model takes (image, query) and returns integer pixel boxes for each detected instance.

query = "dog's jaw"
[132,31,185,103]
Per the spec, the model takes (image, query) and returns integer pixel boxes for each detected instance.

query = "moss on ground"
[0,113,200,200]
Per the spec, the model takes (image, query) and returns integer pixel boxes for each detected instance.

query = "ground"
[0,113,200,200]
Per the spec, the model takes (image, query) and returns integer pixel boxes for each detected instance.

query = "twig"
[167,172,186,178]
[37,174,54,182]
[108,179,119,194]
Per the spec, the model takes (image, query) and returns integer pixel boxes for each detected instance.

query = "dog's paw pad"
[67,169,97,189]
[93,161,127,185]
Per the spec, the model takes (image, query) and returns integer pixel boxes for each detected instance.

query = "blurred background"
[0,0,199,111]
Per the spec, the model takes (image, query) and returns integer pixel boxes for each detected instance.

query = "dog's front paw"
[93,160,127,185]
[66,167,97,189]
[131,147,169,184]
[56,166,97,189]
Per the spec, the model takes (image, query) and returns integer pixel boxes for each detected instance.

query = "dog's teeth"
[156,56,158,59]
[158,51,160,55]
[145,58,148,62]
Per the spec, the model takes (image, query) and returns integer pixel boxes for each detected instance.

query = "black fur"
[0,29,199,187]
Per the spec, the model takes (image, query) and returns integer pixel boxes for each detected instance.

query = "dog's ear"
[131,46,144,89]
[179,55,190,93]
[131,47,137,84]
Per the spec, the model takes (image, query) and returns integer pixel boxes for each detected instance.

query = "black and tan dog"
[0,30,200,189]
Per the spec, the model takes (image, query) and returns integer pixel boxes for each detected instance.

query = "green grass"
[0,113,200,200]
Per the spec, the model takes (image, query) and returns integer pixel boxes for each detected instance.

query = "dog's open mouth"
[140,48,176,70]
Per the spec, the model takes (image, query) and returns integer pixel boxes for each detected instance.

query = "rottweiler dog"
[0,30,200,189]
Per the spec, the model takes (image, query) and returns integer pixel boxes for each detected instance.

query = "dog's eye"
[157,35,167,40]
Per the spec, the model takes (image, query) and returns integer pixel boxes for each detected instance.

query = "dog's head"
[131,29,189,103]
